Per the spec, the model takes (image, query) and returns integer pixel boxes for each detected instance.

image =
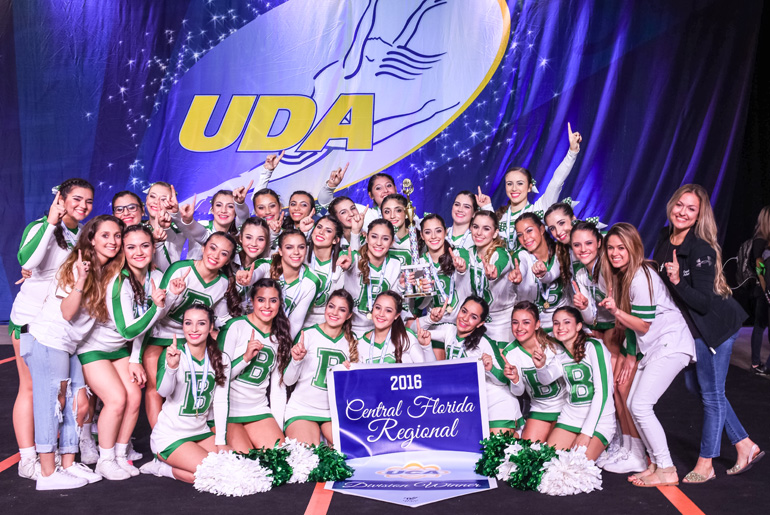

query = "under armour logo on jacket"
[695,256,713,268]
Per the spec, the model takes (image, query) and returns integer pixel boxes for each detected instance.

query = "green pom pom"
[237,443,294,487]
[308,444,355,482]
[474,431,520,477]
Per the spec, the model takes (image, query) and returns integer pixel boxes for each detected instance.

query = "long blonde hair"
[666,184,730,298]
[602,223,655,315]
[754,205,770,242]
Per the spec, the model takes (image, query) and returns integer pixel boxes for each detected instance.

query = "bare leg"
[82,360,126,449]
[162,436,216,483]
[286,420,322,446]
[244,418,285,449]
[143,346,164,428]
[521,419,555,443]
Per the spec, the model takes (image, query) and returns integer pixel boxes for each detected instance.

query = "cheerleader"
[600,223,695,486]
[508,212,569,329]
[328,195,366,251]
[283,190,317,234]
[144,305,232,483]
[416,214,459,335]
[111,191,144,227]
[425,296,523,434]
[144,232,241,427]
[381,193,414,266]
[544,201,582,278]
[500,301,567,443]
[146,182,187,271]
[304,216,346,327]
[357,290,435,364]
[177,188,249,260]
[234,216,271,313]
[283,289,359,445]
[341,219,404,335]
[454,211,515,342]
[11,179,93,480]
[112,190,176,271]
[252,187,284,249]
[496,124,582,252]
[23,215,124,490]
[532,307,615,461]
[447,189,493,250]
[217,278,292,451]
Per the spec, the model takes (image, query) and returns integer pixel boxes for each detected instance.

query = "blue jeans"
[21,336,86,454]
[684,332,749,458]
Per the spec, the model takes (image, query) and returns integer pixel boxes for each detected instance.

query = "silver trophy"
[402,179,435,298]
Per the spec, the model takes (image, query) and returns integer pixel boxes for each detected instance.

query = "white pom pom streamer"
[283,438,320,484]
[537,447,603,496]
[194,451,273,496]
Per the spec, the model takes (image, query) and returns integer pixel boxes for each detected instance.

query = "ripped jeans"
[21,336,86,454]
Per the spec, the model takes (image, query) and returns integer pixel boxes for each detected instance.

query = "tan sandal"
[632,466,678,487]
[727,445,764,476]
[628,464,656,483]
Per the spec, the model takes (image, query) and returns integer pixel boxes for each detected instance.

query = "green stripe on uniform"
[284,415,331,431]
[78,348,130,365]
[158,432,213,460]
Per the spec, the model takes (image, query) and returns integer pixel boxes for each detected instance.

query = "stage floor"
[1,328,767,514]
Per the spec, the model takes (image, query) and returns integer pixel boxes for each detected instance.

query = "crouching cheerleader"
[145,304,231,483]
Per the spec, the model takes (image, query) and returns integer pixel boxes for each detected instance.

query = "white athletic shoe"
[64,462,103,483]
[139,458,170,477]
[594,451,610,468]
[602,449,648,474]
[36,467,88,491]
[79,434,99,465]
[126,440,143,461]
[116,456,140,477]
[96,458,131,480]
[18,457,41,480]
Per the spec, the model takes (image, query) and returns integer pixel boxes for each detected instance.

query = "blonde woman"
[653,185,762,483]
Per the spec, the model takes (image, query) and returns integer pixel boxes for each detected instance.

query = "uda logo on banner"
[146,0,510,205]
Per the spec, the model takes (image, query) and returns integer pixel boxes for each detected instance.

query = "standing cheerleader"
[600,223,695,486]
[544,201,583,278]
[357,291,435,364]
[145,305,232,483]
[145,232,241,427]
[283,290,359,445]
[532,307,615,461]
[570,222,616,339]
[305,216,346,327]
[417,214,459,328]
[446,189,493,250]
[252,187,284,249]
[283,190,317,234]
[496,124,582,252]
[111,191,145,227]
[342,219,404,335]
[146,182,187,271]
[217,278,292,451]
[454,211,514,342]
[654,185,761,483]
[381,193,414,266]
[328,196,366,251]
[234,216,271,313]
[177,188,249,260]
[425,296,522,434]
[23,215,124,490]
[501,301,567,443]
[11,179,93,480]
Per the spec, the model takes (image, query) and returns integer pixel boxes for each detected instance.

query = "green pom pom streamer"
[309,443,355,482]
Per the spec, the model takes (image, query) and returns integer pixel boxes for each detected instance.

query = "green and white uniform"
[152,223,186,272]
[282,324,353,429]
[356,328,435,364]
[427,323,523,430]
[173,199,249,260]
[573,263,614,331]
[501,341,566,422]
[388,232,414,267]
[342,252,404,336]
[513,250,567,329]
[10,218,79,338]
[536,338,616,445]
[304,253,345,327]
[151,346,231,459]
[148,260,232,347]
[415,253,460,325]
[217,316,282,423]
[77,269,168,365]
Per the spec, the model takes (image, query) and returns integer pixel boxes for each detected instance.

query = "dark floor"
[0,344,767,515]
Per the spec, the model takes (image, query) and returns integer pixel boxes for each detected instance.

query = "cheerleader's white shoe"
[36,467,88,491]
[116,455,140,477]
[79,434,99,465]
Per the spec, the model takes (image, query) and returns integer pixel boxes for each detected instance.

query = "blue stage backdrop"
[0,0,762,321]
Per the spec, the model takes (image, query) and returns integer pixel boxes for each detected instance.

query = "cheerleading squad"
[9,126,764,491]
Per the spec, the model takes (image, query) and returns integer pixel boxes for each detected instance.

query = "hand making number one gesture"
[568,122,582,153]
[264,150,285,172]
[571,280,589,310]
[507,258,522,284]
[291,331,307,361]
[167,335,182,369]
[245,329,265,362]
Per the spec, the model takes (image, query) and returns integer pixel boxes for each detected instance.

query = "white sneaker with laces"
[96,458,131,480]
[126,440,143,461]
[139,459,164,477]
[36,467,88,491]
[64,462,103,483]
[602,449,647,473]
[79,434,99,465]
[595,451,610,468]
[18,457,41,480]
[116,456,140,477]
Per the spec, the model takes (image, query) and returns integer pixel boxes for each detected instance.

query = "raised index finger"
[182,268,191,279]
[567,121,572,136]
[246,179,254,192]
[78,249,82,261]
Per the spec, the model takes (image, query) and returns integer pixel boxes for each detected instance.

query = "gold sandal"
[632,466,678,487]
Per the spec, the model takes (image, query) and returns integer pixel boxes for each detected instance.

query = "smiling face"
[311,218,339,249]
[369,176,396,206]
[63,186,94,222]
[511,308,539,343]
[145,184,171,219]
[552,310,581,344]
[183,308,211,346]
[279,233,308,271]
[123,230,153,271]
[471,214,498,248]
[382,199,406,232]
[211,192,236,227]
[332,198,358,228]
[606,234,629,271]
[254,193,281,221]
[545,210,574,244]
[239,224,268,259]
[324,295,353,329]
[372,295,399,331]
[570,229,600,266]
[366,224,393,260]
[113,194,144,227]
[251,286,281,325]
[201,235,234,272]
[504,170,531,209]
[669,192,700,233]
[289,193,314,222]
[421,218,446,253]
[456,301,485,336]
[451,193,476,226]
[91,221,122,264]
[515,218,544,252]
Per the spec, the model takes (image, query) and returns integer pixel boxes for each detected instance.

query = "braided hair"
[52,178,94,250]
[553,306,587,363]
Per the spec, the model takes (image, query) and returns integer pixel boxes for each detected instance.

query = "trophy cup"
[401,179,435,298]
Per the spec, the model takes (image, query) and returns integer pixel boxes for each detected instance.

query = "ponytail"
[553,306,587,362]
[460,295,489,352]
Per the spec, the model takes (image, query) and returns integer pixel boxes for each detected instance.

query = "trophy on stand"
[401,179,435,298]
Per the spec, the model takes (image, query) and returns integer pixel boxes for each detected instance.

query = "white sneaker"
[602,450,648,474]
[64,462,103,483]
[36,467,88,491]
[116,456,140,477]
[126,440,143,461]
[139,458,167,477]
[96,458,131,480]
[594,451,610,468]
[18,457,40,480]
[79,435,99,465]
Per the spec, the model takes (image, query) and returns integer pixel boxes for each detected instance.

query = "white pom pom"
[282,438,320,484]
[194,451,273,496]
[537,447,603,496]
[496,460,518,481]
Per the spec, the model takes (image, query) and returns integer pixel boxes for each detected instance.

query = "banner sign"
[327,359,496,507]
